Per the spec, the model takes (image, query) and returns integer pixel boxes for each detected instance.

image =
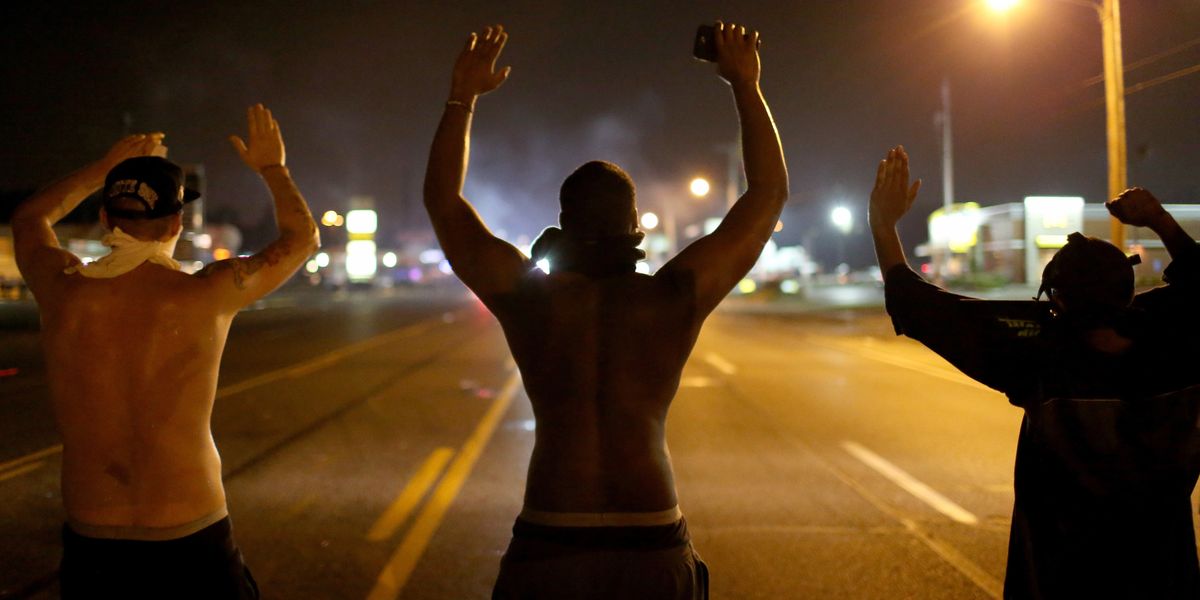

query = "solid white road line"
[842,440,979,526]
[703,352,738,376]
[678,376,720,388]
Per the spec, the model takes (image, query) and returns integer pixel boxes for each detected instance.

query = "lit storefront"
[919,198,1200,285]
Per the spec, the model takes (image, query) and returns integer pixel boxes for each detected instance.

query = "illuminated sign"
[927,202,981,253]
[345,210,378,236]
[1035,234,1069,248]
[1024,196,1084,283]
[346,240,377,281]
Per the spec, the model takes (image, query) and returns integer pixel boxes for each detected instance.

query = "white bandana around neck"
[64,227,182,279]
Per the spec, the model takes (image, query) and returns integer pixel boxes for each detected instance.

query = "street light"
[985,0,1127,249]
[640,211,659,230]
[689,177,711,198]
[986,0,1021,11]
[831,206,853,235]
[831,206,853,269]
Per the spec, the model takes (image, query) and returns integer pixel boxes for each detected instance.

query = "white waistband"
[518,505,682,527]
[68,505,229,541]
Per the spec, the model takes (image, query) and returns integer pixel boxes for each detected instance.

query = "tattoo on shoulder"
[195,255,269,291]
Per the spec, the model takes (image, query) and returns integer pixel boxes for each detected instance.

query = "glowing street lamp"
[640,211,660,230]
[985,0,1021,11]
[831,206,853,235]
[830,206,853,269]
[689,177,711,198]
[984,0,1127,248]
[320,210,340,227]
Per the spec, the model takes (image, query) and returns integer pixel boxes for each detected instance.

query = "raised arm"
[196,104,319,311]
[866,148,1030,393]
[424,25,527,301]
[868,146,922,273]
[13,134,164,295]
[659,21,789,316]
[1105,187,1196,261]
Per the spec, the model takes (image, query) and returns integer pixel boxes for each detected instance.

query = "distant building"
[918,197,1200,285]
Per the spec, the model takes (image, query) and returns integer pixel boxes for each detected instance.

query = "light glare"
[346,240,377,280]
[689,177,710,197]
[831,206,853,233]
[985,0,1020,12]
[345,210,378,235]
[640,212,659,230]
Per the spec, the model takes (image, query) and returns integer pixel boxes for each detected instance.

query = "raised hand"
[99,133,166,171]
[715,21,760,87]
[229,104,285,172]
[1105,187,1168,229]
[869,146,922,229]
[450,25,511,101]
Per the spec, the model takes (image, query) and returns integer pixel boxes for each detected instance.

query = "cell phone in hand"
[693,25,717,62]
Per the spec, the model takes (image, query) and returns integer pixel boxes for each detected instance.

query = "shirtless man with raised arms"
[12,104,318,598]
[423,23,787,599]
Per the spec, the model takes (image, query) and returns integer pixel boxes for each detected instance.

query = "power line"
[1124,62,1200,96]
[1081,36,1200,87]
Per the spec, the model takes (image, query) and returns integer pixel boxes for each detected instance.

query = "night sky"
[2,1,1198,267]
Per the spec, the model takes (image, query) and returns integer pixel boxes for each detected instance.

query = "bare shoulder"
[192,256,265,290]
[191,241,293,290]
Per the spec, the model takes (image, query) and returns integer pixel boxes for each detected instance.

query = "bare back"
[490,269,701,513]
[423,24,785,516]
[38,263,235,528]
[13,112,317,533]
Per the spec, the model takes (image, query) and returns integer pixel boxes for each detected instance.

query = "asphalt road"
[2,285,1198,599]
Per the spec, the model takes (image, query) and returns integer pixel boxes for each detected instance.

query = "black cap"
[102,156,200,220]
[1037,232,1141,308]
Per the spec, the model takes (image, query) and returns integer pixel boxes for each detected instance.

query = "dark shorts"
[493,517,709,600]
[60,516,259,600]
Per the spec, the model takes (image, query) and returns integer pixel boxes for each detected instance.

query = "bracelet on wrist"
[445,100,474,113]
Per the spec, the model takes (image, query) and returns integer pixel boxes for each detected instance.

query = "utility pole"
[940,78,955,211]
[1099,0,1127,249]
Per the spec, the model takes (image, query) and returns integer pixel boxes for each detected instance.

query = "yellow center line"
[367,447,456,542]
[0,314,455,482]
[367,371,522,600]
[216,319,441,399]
[0,444,62,473]
[283,492,320,520]
[0,461,45,483]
